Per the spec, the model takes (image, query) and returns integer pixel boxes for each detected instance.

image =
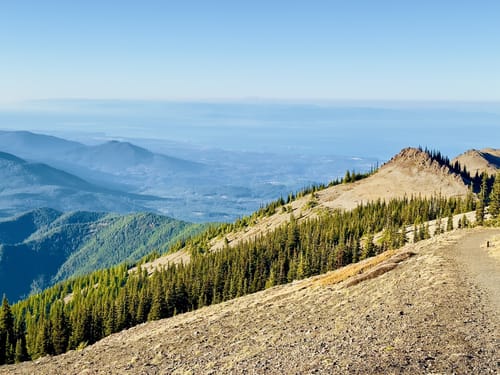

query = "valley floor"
[3,228,499,374]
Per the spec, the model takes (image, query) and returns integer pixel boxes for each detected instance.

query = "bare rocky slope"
[453,148,500,176]
[4,227,499,374]
[139,147,471,273]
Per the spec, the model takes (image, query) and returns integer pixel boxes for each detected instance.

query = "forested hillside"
[3,192,487,363]
[138,146,481,271]
[1,148,499,365]
[0,210,204,302]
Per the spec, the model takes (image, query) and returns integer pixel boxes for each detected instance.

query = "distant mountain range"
[0,208,204,302]
[0,130,377,221]
[0,130,204,190]
[0,150,164,217]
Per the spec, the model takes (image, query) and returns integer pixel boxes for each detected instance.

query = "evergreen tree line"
[165,169,376,258]
[165,147,485,261]
[475,172,500,225]
[1,192,480,364]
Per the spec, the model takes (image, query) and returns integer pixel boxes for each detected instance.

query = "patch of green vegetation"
[6,194,472,363]
[0,210,204,302]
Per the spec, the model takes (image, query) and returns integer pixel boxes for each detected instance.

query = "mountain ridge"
[0,130,380,221]
[139,147,472,273]
[452,148,500,176]
[0,208,203,301]
[0,150,165,217]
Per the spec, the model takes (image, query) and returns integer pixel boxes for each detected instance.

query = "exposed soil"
[139,147,471,274]
[4,227,499,374]
[452,148,500,176]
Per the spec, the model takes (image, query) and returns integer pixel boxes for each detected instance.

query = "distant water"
[1,100,499,160]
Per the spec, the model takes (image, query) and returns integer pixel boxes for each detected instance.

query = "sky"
[1,1,499,103]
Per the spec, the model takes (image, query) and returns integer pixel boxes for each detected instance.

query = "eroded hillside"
[140,147,471,273]
[5,228,499,374]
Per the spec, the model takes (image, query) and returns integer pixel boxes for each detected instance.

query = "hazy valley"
[0,130,376,222]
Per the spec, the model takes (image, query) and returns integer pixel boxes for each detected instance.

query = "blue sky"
[1,1,499,102]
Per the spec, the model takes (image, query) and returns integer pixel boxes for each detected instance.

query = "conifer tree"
[434,217,442,235]
[424,223,431,239]
[14,320,28,363]
[136,289,151,324]
[148,276,167,321]
[15,337,28,363]
[412,224,419,243]
[0,296,15,364]
[476,173,488,225]
[34,314,53,357]
[50,302,69,355]
[265,268,276,289]
[464,186,475,211]
[360,233,375,260]
[488,172,500,219]
[398,225,407,247]
[296,252,311,279]
[446,212,454,231]
[68,306,91,350]
[351,239,359,263]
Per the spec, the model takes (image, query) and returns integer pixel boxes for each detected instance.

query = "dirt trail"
[453,229,500,313]
[3,228,499,374]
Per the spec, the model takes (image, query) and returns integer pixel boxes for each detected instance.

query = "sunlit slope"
[5,228,498,374]
[452,148,500,176]
[141,147,470,273]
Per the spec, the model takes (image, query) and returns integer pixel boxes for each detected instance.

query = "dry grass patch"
[313,249,398,287]
[312,249,416,288]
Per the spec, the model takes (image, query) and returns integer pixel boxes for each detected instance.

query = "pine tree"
[265,268,276,289]
[412,224,419,243]
[148,277,167,321]
[343,170,351,183]
[488,172,500,219]
[68,306,91,350]
[296,252,311,279]
[460,214,469,228]
[476,173,488,225]
[136,289,151,324]
[360,233,375,260]
[50,302,69,355]
[434,217,443,235]
[34,314,53,357]
[398,225,407,247]
[14,319,28,363]
[446,212,454,231]
[286,216,299,252]
[351,239,359,263]
[0,296,15,364]
[464,186,475,211]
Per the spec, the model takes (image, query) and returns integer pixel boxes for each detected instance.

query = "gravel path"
[2,228,499,374]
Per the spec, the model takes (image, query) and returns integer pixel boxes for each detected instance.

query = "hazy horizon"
[1,99,499,161]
